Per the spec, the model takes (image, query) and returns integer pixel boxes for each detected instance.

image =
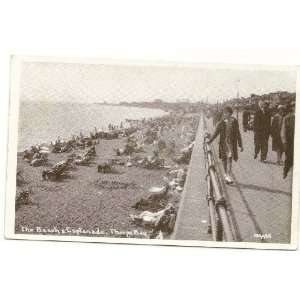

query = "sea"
[17,101,167,151]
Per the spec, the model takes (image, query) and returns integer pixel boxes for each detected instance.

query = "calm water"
[18,102,167,151]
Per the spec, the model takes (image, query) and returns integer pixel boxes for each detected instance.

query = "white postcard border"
[4,55,299,250]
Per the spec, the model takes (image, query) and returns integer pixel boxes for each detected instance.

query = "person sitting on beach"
[207,106,243,184]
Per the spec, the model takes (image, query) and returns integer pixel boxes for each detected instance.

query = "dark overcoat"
[253,108,271,144]
[242,110,250,128]
[270,113,283,152]
[209,117,242,161]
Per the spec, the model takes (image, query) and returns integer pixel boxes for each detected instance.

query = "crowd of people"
[208,99,295,183]
[18,110,200,237]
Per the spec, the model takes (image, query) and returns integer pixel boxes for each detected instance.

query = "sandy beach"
[15,112,199,239]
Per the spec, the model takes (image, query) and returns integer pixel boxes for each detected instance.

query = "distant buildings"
[119,99,203,113]
[118,91,296,113]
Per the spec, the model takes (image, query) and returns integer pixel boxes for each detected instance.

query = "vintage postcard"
[4,56,299,249]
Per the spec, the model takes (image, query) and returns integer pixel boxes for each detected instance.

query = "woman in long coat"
[208,106,243,184]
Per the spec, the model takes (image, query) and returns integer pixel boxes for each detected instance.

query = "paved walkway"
[173,114,212,241]
[173,113,293,244]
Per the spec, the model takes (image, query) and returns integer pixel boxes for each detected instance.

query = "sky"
[20,61,297,104]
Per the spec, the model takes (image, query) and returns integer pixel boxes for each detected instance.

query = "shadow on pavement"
[236,182,291,197]
[231,173,266,243]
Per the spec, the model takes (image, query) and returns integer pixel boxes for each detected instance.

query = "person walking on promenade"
[271,105,285,164]
[208,106,243,184]
[213,108,222,127]
[242,106,251,132]
[281,103,295,179]
[253,100,271,162]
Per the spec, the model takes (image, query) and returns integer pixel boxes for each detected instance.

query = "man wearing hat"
[253,100,271,162]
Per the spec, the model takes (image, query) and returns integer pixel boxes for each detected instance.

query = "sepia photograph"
[5,56,299,249]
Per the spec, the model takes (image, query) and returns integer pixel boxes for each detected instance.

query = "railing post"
[206,175,217,240]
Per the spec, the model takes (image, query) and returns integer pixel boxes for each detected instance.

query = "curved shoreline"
[15,112,199,239]
[18,102,169,152]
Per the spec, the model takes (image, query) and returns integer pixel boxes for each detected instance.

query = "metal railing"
[203,116,235,242]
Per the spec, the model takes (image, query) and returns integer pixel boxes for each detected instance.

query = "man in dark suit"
[281,102,295,178]
[253,100,271,162]
[242,106,251,132]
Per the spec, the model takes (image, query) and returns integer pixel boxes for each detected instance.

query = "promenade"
[173,113,293,244]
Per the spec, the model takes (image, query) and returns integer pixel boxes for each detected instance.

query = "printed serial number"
[254,233,272,240]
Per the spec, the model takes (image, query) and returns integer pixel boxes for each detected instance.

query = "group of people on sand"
[129,114,199,237]
[208,99,295,184]
[23,145,50,167]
